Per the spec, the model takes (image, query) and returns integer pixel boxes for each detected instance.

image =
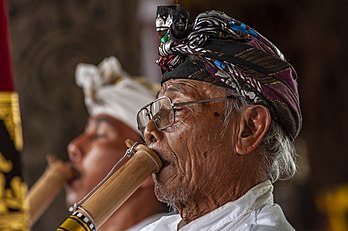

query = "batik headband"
[156,7,302,139]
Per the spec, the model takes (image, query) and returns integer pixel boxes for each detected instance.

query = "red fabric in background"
[0,0,14,91]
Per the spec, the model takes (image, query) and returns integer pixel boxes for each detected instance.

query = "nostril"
[70,151,78,161]
[144,120,162,145]
[150,134,157,143]
[68,142,82,163]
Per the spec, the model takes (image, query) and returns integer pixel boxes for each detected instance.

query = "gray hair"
[220,87,298,183]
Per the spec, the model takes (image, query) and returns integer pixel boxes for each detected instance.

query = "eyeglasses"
[136,95,236,138]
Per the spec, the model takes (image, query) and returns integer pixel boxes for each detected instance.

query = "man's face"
[65,114,139,205]
[144,79,239,207]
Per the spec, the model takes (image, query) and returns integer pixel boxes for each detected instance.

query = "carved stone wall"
[8,1,140,230]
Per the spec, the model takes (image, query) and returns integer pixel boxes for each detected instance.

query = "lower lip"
[157,160,170,175]
[67,178,81,188]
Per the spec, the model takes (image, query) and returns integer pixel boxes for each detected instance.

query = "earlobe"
[235,105,271,155]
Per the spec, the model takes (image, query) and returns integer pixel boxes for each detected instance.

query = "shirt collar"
[180,180,274,230]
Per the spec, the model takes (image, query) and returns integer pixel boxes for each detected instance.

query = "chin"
[155,182,190,208]
[154,184,179,204]
[154,185,170,204]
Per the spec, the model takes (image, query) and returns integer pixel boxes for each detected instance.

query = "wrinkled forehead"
[159,79,225,99]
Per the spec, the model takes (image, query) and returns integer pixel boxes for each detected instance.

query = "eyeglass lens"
[151,98,173,130]
[138,97,174,136]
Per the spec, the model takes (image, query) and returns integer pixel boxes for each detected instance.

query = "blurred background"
[4,0,348,230]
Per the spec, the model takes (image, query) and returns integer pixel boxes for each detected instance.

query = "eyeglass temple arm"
[172,95,236,107]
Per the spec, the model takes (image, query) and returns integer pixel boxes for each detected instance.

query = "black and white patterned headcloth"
[156,7,302,139]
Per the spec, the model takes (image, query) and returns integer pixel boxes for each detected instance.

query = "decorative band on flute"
[57,211,95,231]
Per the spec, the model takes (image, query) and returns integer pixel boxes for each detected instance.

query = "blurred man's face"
[65,114,139,205]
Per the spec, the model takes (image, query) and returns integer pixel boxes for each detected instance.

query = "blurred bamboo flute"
[26,156,73,226]
[56,139,162,231]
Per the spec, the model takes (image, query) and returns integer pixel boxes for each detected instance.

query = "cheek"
[166,115,208,172]
[82,145,125,181]
[181,111,226,162]
[188,110,223,142]
[166,107,226,167]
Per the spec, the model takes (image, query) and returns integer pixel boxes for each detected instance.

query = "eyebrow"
[97,117,116,125]
[89,117,112,126]
[86,117,120,132]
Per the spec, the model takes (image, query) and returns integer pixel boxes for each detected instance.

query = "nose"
[67,135,86,163]
[143,120,163,145]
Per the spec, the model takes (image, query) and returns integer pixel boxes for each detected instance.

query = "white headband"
[75,56,158,133]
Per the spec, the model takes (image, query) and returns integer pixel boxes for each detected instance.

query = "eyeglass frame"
[136,95,237,137]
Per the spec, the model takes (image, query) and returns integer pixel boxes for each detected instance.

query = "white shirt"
[139,181,295,231]
[126,213,168,231]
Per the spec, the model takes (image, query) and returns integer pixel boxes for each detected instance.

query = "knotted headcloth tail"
[157,9,302,139]
[75,56,158,132]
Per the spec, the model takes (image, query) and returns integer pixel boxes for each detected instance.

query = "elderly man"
[136,9,301,231]
[65,56,167,231]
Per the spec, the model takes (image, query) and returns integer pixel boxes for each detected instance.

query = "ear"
[139,176,155,189]
[235,105,271,155]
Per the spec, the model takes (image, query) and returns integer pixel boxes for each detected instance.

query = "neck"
[177,154,265,225]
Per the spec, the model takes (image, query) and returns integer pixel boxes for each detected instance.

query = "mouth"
[67,164,82,184]
[148,147,172,175]
[161,159,170,169]
[156,154,171,174]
